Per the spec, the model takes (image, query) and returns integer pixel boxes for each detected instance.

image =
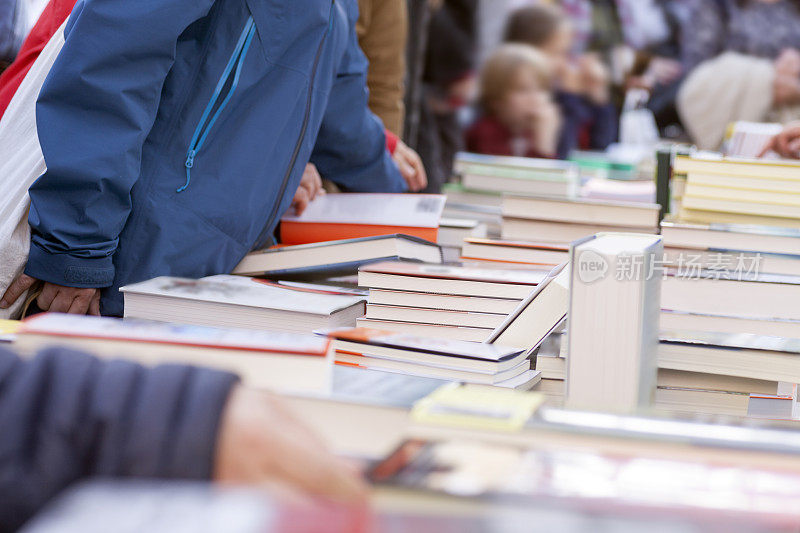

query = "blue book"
[232,234,442,281]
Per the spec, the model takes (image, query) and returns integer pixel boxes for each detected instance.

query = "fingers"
[407,151,428,191]
[0,274,37,309]
[36,282,59,310]
[393,143,428,192]
[757,136,777,158]
[788,137,800,156]
[68,291,94,315]
[49,291,76,314]
[36,284,98,314]
[293,187,311,216]
[306,163,323,200]
[89,292,102,316]
[776,131,792,157]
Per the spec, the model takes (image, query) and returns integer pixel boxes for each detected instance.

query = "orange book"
[279,193,445,245]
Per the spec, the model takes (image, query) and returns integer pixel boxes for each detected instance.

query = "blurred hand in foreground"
[214,387,369,503]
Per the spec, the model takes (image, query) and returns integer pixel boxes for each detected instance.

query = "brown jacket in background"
[357,0,408,136]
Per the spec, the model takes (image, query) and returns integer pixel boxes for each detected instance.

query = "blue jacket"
[24,0,405,316]
[0,346,238,532]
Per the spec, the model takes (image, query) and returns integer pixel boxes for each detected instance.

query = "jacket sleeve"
[0,346,238,532]
[356,0,407,135]
[25,0,216,288]
[309,0,406,193]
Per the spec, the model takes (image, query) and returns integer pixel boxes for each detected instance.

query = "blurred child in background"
[504,4,618,158]
[466,43,560,158]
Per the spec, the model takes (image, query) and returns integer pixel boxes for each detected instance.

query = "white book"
[502,195,660,229]
[438,217,488,248]
[365,304,508,329]
[358,261,547,299]
[367,289,521,314]
[16,314,331,394]
[488,264,570,353]
[121,275,366,333]
[660,221,800,256]
[659,331,800,383]
[502,218,657,244]
[567,233,663,412]
[335,352,531,385]
[356,318,492,343]
[661,271,800,321]
[660,310,800,339]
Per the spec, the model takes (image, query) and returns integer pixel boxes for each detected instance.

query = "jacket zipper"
[253,0,335,248]
[178,16,257,192]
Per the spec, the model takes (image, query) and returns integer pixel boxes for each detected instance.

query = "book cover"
[120,275,366,315]
[359,261,548,286]
[20,314,330,355]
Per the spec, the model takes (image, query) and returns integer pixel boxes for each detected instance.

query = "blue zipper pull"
[177,150,196,193]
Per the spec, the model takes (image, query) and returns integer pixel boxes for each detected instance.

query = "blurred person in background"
[677,0,800,149]
[466,44,560,158]
[0,0,73,120]
[504,4,617,158]
[561,0,688,135]
[356,0,427,192]
[0,345,366,532]
[416,0,478,193]
[681,0,800,72]
[0,0,26,70]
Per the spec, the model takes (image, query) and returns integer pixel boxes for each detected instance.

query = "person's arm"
[588,102,618,151]
[25,0,216,291]
[310,1,406,194]
[0,346,366,531]
[356,0,407,135]
[0,346,238,532]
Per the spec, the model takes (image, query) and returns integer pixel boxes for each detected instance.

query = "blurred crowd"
[415,0,800,189]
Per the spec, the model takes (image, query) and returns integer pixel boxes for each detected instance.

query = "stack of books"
[453,152,581,198]
[121,275,367,333]
[674,154,800,228]
[660,221,800,337]
[357,261,548,342]
[326,327,541,389]
[531,351,782,417]
[501,195,660,244]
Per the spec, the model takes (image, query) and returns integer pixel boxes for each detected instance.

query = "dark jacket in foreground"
[0,346,238,532]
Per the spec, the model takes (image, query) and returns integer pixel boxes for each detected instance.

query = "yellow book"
[674,155,800,179]
[677,207,800,228]
[688,171,800,194]
[682,195,800,220]
[685,182,800,207]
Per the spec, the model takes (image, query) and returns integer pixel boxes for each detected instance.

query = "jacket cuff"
[25,241,115,288]
[385,129,399,154]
